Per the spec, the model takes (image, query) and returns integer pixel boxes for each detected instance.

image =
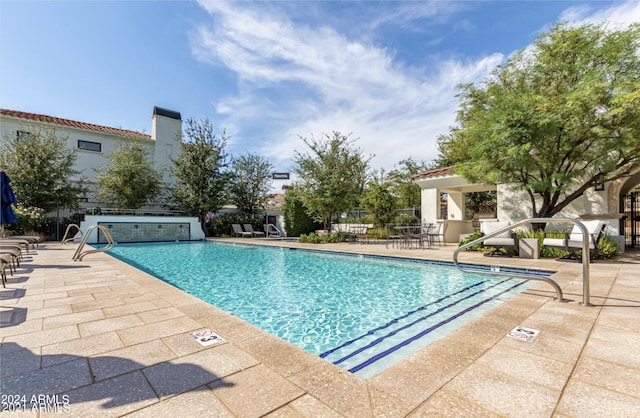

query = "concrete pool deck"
[1,239,639,417]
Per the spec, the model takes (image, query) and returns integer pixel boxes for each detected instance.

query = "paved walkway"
[1,239,639,417]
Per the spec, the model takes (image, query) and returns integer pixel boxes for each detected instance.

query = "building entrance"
[622,190,640,247]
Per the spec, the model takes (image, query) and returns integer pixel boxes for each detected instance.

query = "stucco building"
[0,106,182,208]
[412,166,640,249]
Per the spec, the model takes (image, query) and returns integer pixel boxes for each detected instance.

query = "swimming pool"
[106,241,535,378]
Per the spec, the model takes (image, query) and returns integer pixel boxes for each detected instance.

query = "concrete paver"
[1,240,638,417]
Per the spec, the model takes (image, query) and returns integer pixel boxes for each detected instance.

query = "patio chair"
[243,224,265,237]
[231,224,252,238]
[427,222,448,247]
[385,225,402,249]
[480,220,517,256]
[263,224,281,238]
[543,220,605,260]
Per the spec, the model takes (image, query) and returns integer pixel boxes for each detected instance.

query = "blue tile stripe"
[348,279,528,373]
[330,278,512,366]
[320,279,490,358]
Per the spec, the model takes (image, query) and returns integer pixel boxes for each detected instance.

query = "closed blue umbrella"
[0,171,19,225]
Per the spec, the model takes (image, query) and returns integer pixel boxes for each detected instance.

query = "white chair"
[481,220,517,256]
[427,222,447,246]
[543,220,605,258]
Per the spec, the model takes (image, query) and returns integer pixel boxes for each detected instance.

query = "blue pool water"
[105,241,534,378]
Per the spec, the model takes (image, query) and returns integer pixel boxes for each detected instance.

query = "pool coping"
[1,239,639,416]
[213,239,558,277]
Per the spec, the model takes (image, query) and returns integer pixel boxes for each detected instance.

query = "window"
[78,140,101,152]
[16,130,32,140]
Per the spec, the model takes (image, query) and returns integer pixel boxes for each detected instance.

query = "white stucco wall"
[151,112,182,184]
[419,188,440,223]
[496,183,620,235]
[0,108,182,204]
[78,215,205,243]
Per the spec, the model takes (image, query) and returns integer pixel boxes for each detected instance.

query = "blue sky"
[2,0,639,175]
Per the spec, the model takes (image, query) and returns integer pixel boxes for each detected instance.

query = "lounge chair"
[231,224,252,238]
[0,239,30,254]
[543,220,605,260]
[0,255,11,287]
[263,224,281,238]
[481,220,517,256]
[5,235,41,248]
[0,246,21,270]
[243,224,265,237]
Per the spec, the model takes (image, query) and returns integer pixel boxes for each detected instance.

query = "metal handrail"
[61,223,82,244]
[72,225,115,261]
[453,217,593,306]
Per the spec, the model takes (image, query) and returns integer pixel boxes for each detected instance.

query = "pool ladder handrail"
[61,223,82,244]
[72,225,115,261]
[453,217,593,306]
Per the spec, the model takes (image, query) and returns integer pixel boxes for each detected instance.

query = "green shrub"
[283,190,323,237]
[367,226,387,240]
[338,215,369,224]
[458,230,483,251]
[596,235,619,259]
[298,231,353,244]
[392,213,416,225]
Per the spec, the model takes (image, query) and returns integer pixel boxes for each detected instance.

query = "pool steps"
[321,277,529,377]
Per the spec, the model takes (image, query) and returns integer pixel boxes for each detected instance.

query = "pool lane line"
[348,280,528,373]
[330,278,513,366]
[320,280,490,358]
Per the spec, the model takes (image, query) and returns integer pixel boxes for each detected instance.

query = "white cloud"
[191,0,639,172]
[560,0,640,27]
[192,0,494,171]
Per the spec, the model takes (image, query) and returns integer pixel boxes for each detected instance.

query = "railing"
[61,223,82,244]
[72,225,115,261]
[453,217,593,306]
[84,207,188,217]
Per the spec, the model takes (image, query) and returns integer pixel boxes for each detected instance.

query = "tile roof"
[0,109,152,140]
[411,166,455,181]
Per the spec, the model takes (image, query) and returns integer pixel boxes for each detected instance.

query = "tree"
[360,170,396,227]
[95,143,163,209]
[293,131,371,229]
[387,157,430,208]
[170,118,229,218]
[438,22,640,219]
[283,187,323,236]
[0,125,86,211]
[228,153,274,216]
